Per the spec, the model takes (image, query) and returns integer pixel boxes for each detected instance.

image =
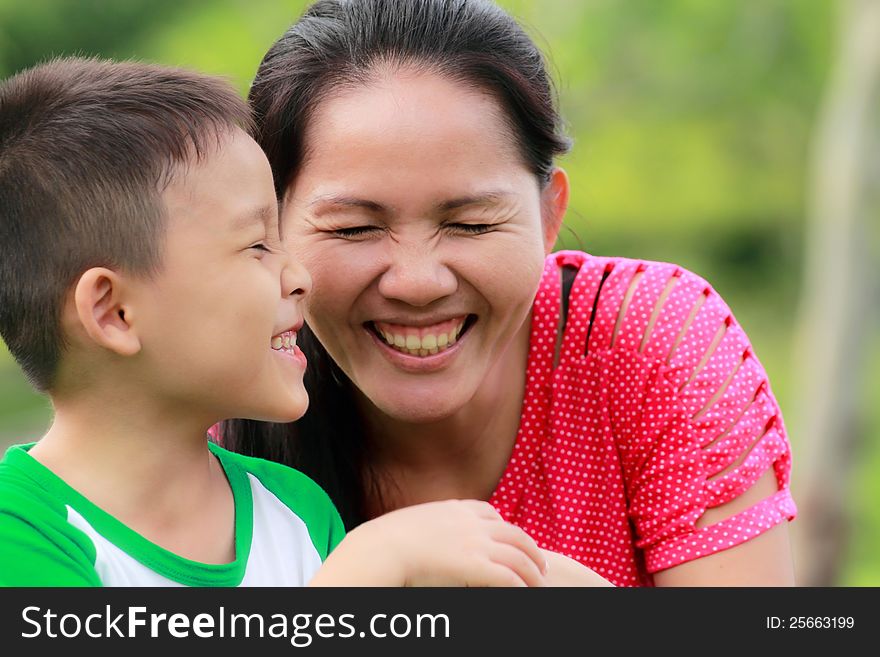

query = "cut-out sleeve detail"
[643,490,797,572]
[607,262,666,353]
[634,268,706,363]
[585,260,643,354]
[605,265,796,573]
[705,418,789,508]
[665,291,730,392]
[558,257,609,361]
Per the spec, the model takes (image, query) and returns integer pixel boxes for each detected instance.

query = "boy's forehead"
[160,129,278,230]
[233,204,278,232]
[165,129,267,186]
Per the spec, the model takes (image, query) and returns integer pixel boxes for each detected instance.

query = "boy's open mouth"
[271,330,298,355]
[366,315,476,357]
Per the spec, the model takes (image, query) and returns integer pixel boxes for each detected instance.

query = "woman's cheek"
[293,239,338,285]
[468,235,544,298]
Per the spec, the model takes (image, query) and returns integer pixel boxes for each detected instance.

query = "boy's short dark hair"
[0,57,254,392]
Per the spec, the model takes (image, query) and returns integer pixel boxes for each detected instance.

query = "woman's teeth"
[373,318,466,357]
[271,330,297,353]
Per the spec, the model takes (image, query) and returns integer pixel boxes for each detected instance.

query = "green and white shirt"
[0,442,345,586]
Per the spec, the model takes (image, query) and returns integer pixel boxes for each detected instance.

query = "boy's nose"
[281,256,311,299]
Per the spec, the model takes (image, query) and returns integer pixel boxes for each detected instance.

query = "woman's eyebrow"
[436,191,512,212]
[307,191,514,216]
[308,195,386,215]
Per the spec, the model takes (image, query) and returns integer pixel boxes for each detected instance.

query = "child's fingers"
[461,561,528,588]
[490,521,547,575]
[456,501,546,574]
[541,549,615,587]
[460,499,504,521]
[488,543,546,588]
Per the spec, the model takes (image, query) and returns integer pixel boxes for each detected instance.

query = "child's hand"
[373,500,548,587]
[541,549,614,586]
[309,500,548,587]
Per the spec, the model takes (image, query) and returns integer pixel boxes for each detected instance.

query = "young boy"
[0,57,548,587]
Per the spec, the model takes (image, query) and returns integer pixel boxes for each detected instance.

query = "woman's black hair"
[223,0,570,529]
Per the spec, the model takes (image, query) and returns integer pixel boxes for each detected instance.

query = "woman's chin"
[369,392,470,425]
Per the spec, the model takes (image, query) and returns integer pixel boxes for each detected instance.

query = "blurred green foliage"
[1,0,877,584]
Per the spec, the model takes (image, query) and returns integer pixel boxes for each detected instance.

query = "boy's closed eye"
[247,233,283,257]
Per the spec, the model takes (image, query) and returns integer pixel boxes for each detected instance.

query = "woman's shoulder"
[540,250,736,361]
[545,249,706,289]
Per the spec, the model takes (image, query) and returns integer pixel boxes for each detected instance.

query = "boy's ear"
[540,167,569,255]
[72,267,142,356]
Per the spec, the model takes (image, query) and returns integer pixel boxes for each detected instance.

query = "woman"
[224,0,797,586]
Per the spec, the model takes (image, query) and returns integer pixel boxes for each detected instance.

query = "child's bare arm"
[308,500,548,587]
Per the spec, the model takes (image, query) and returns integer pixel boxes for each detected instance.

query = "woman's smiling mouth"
[367,315,476,357]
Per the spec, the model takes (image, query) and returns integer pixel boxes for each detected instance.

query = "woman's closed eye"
[331,225,383,240]
[327,223,496,240]
[445,223,495,235]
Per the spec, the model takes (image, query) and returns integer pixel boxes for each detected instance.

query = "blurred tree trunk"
[791,0,880,586]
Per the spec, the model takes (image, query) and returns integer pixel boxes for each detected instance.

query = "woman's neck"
[361,314,532,513]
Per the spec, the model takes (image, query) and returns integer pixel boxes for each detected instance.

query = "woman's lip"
[365,324,467,372]
[370,314,468,328]
[370,314,475,344]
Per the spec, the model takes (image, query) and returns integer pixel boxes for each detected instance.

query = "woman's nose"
[377,243,457,307]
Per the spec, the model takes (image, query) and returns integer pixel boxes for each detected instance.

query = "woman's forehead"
[302,70,520,162]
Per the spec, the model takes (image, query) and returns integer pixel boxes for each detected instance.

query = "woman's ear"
[72,267,142,356]
[540,167,569,255]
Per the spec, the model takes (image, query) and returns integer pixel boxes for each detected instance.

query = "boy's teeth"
[271,330,297,351]
[373,317,468,357]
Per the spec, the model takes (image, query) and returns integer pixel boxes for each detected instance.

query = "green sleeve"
[213,445,346,560]
[259,466,346,560]
[326,504,346,555]
[0,493,101,587]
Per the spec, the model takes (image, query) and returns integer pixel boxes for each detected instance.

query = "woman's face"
[282,70,566,423]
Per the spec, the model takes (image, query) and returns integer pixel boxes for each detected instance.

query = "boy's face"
[132,128,311,424]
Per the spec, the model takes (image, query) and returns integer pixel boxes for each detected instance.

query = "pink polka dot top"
[488,251,797,587]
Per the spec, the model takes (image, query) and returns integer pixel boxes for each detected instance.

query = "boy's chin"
[252,396,309,424]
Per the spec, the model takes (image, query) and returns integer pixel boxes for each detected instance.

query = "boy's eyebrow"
[232,205,276,231]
